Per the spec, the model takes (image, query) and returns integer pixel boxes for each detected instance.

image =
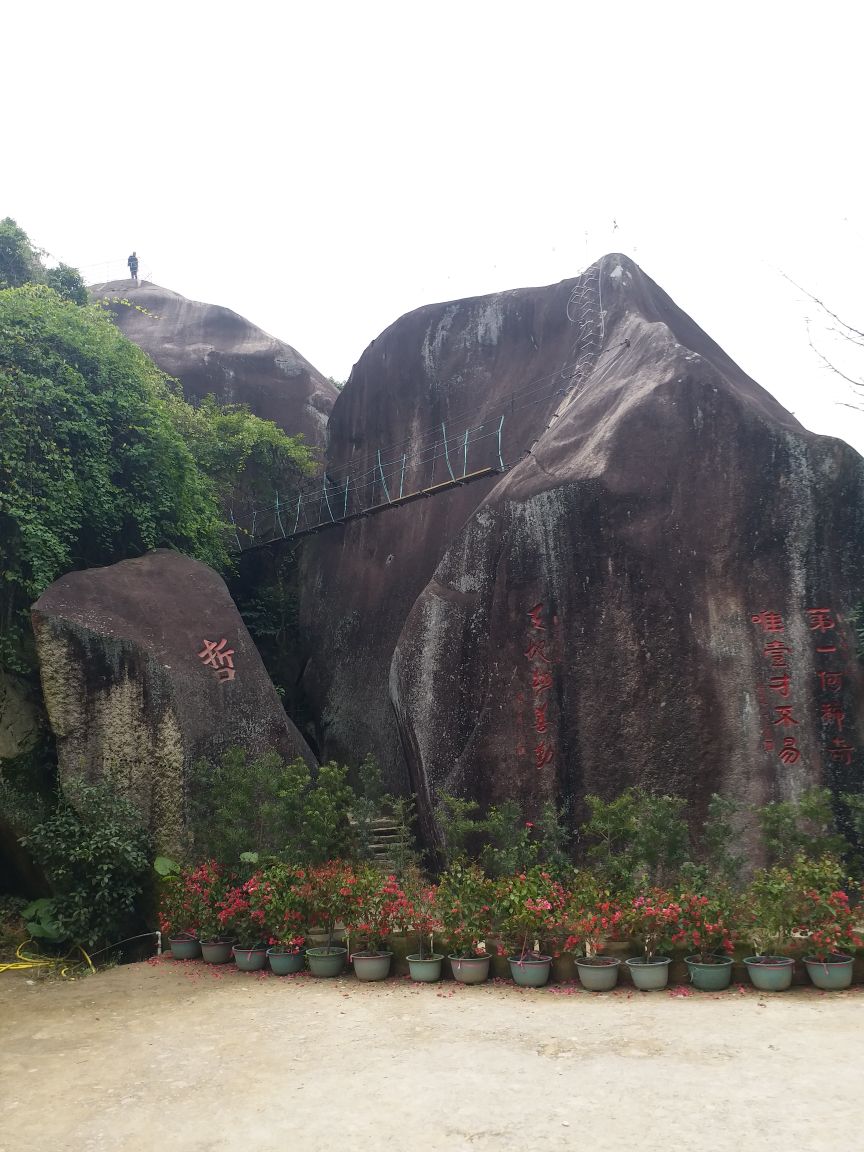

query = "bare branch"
[781,270,864,341]
[806,321,863,389]
[827,323,864,349]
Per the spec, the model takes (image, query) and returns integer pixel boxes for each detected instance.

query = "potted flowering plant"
[672,891,737,991]
[342,865,405,981]
[156,860,202,959]
[257,864,308,976]
[218,874,269,971]
[495,866,566,987]
[401,869,443,982]
[301,861,359,977]
[623,889,681,990]
[183,861,234,964]
[437,861,495,984]
[742,864,799,991]
[562,875,623,991]
[791,855,861,990]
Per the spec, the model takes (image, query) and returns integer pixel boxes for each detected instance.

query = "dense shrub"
[21,781,150,949]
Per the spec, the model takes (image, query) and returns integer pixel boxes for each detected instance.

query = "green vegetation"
[0,221,314,679]
[0,217,87,304]
[20,780,150,949]
[436,785,864,895]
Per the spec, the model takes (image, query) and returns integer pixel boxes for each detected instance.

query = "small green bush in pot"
[437,861,494,983]
[400,869,443,981]
[300,861,359,976]
[562,874,624,991]
[495,866,566,986]
[672,890,737,990]
[343,865,405,980]
[623,889,681,990]
[741,864,799,991]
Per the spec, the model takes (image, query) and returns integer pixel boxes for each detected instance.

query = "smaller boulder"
[32,550,315,855]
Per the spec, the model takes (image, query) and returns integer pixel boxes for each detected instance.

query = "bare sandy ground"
[1,956,862,1152]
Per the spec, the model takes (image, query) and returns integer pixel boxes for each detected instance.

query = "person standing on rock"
[127,251,139,281]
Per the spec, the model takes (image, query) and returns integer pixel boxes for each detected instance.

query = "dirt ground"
[1,957,862,1152]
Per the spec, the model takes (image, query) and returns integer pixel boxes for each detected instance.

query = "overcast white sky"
[7,1,864,450]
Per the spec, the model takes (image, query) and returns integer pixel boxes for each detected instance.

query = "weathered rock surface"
[296,275,576,779]
[0,669,41,763]
[89,280,337,450]
[32,550,315,854]
[296,255,864,847]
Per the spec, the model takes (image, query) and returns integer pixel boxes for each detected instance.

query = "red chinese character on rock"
[829,738,854,766]
[778,736,800,764]
[820,703,845,731]
[533,703,548,734]
[773,706,798,727]
[215,667,236,683]
[763,739,776,752]
[767,674,792,698]
[817,671,844,693]
[806,608,836,632]
[198,638,235,670]
[763,640,792,666]
[534,742,555,769]
[532,669,553,696]
[751,611,784,633]
[524,639,551,664]
[528,603,546,631]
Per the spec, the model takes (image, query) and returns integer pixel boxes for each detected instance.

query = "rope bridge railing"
[232,418,506,550]
[231,257,608,552]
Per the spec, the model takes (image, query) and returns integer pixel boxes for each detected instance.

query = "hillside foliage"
[0,224,314,678]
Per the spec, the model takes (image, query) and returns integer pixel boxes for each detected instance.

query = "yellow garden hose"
[0,938,95,976]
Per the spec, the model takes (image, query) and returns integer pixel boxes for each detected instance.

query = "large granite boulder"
[32,550,315,855]
[296,270,596,781]
[390,256,864,848]
[89,280,337,451]
[294,254,864,850]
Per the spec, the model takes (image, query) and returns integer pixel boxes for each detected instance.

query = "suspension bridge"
[231,259,606,553]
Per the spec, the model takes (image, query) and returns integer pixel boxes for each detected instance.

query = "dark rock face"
[32,550,315,854]
[89,281,337,450]
[297,277,584,784]
[298,255,864,848]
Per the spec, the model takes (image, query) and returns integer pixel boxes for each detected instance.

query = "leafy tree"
[479,800,538,878]
[759,787,846,867]
[0,217,86,303]
[188,750,311,866]
[301,761,357,865]
[581,787,689,894]
[0,285,227,673]
[679,793,746,893]
[0,218,43,289]
[187,749,358,868]
[0,281,314,679]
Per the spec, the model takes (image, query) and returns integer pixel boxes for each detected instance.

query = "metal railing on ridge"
[232,258,607,552]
